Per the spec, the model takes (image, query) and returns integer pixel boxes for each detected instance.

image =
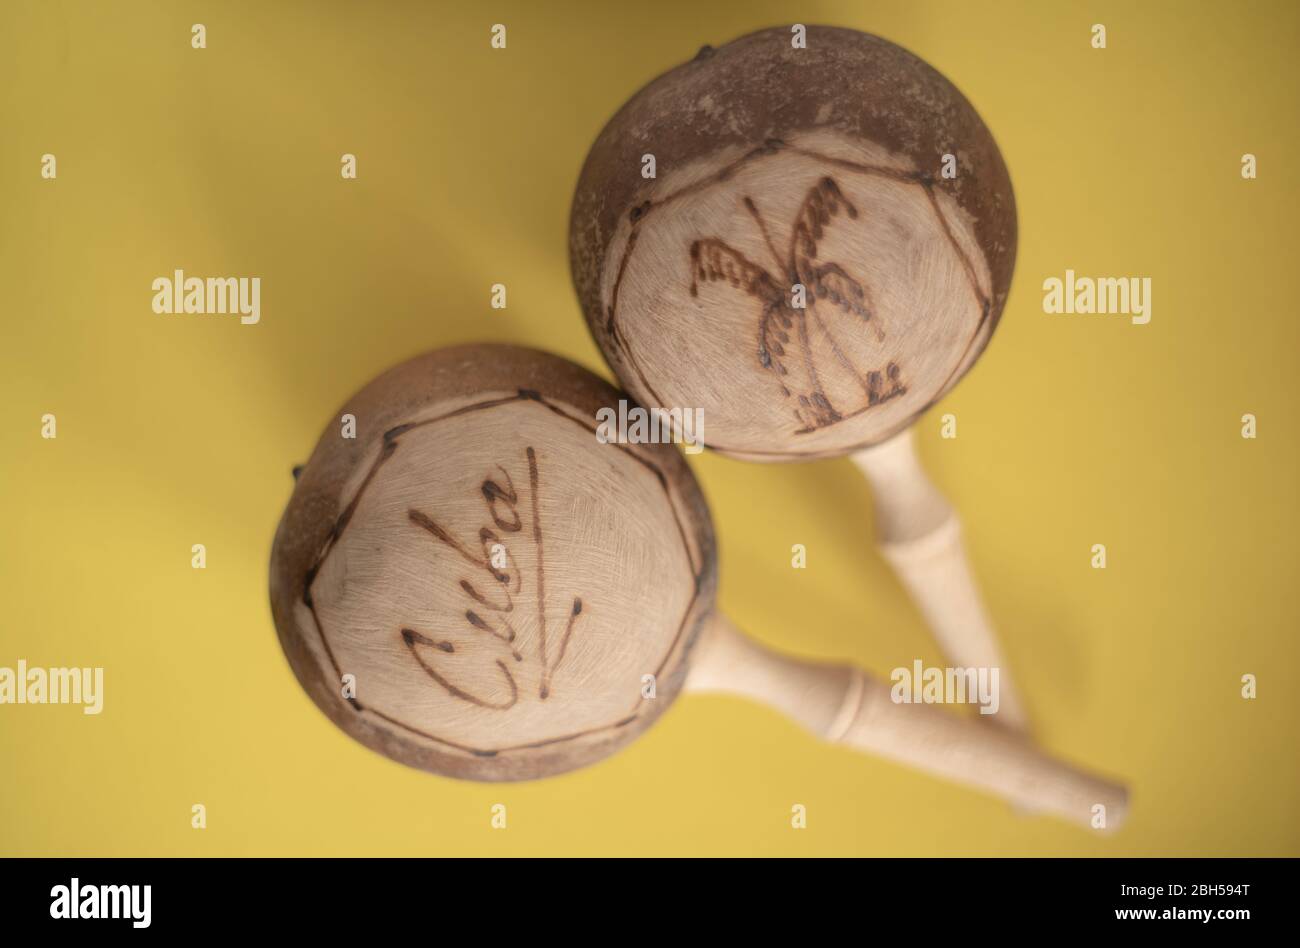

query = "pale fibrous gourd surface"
[600,128,993,458]
[272,347,714,781]
[572,25,1016,459]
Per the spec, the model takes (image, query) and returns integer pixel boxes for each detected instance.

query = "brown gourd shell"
[570,25,1017,460]
[269,345,717,781]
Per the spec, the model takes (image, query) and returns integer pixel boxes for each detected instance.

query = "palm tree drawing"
[687,176,906,432]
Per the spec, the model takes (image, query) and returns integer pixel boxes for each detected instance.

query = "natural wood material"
[270,346,1125,829]
[570,25,1028,732]
[689,614,1123,828]
[851,429,1028,730]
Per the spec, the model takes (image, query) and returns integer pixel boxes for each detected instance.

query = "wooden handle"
[686,613,1127,830]
[850,428,1029,731]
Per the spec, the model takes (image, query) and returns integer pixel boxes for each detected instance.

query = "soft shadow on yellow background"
[1,0,1296,856]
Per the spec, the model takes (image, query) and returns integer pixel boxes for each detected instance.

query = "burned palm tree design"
[688,177,906,432]
[402,446,584,710]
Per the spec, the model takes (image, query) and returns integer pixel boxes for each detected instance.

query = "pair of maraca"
[271,27,1127,827]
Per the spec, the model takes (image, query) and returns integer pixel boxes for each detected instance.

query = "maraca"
[269,345,1126,828]
[569,25,1027,728]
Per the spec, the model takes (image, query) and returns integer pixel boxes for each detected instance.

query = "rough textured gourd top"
[269,346,717,781]
[570,25,1017,460]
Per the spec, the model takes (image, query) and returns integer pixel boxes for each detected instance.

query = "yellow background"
[2,0,1297,856]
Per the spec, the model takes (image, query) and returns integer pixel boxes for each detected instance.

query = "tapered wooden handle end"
[841,670,1127,830]
[688,614,1127,831]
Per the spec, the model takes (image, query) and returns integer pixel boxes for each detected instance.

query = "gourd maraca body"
[569,25,1016,460]
[570,25,1030,733]
[271,346,1125,827]
[269,345,715,781]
